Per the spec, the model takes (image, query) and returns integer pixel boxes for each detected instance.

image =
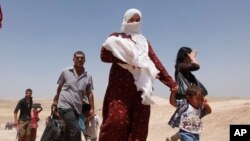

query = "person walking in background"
[41,102,64,141]
[14,88,33,141]
[99,8,178,141]
[168,85,212,141]
[53,51,95,141]
[30,104,43,141]
[168,47,207,141]
[5,121,13,130]
[82,104,102,141]
[174,47,201,99]
[45,102,61,125]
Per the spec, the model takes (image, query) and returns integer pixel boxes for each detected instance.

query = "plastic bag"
[176,72,208,98]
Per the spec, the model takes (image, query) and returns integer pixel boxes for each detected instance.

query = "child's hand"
[171,85,179,92]
[202,98,212,114]
[89,108,94,117]
[188,50,198,64]
[202,98,208,106]
[85,116,93,126]
[169,88,178,107]
[85,119,89,126]
[188,50,197,58]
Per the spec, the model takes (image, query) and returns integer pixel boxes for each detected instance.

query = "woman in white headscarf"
[99,8,178,141]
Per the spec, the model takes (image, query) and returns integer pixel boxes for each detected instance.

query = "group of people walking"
[12,8,211,141]
[14,89,43,141]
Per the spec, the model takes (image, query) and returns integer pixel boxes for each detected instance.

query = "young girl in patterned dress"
[30,104,42,141]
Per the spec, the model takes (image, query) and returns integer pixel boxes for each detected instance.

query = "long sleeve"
[101,32,132,64]
[100,47,126,64]
[178,62,200,72]
[148,42,177,90]
[175,62,200,84]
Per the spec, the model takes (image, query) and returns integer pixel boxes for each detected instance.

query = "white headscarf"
[121,8,142,34]
[103,8,159,105]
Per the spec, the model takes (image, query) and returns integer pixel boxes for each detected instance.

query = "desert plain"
[1,96,250,141]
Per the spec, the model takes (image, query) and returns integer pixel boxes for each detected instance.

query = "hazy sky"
[0,0,250,100]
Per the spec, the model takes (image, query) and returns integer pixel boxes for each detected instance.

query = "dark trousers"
[59,108,81,141]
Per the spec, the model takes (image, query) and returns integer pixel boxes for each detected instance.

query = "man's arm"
[13,102,20,126]
[87,91,94,116]
[53,84,63,103]
[14,113,18,126]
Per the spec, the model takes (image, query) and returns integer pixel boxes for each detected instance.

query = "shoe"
[171,132,180,141]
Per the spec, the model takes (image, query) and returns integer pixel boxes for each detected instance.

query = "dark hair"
[73,51,85,58]
[82,103,91,113]
[185,85,205,98]
[51,104,57,111]
[175,47,192,67]
[25,88,32,93]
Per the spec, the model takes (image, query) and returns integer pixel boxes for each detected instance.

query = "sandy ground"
[1,96,250,141]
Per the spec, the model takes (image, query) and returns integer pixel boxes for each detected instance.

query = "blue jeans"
[59,108,81,141]
[179,129,199,141]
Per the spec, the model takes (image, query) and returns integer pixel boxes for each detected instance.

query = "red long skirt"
[99,64,151,141]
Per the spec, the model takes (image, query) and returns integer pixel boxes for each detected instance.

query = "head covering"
[121,8,142,35]
[123,8,142,22]
[120,8,147,53]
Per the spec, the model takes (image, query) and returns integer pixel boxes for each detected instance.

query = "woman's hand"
[171,85,178,92]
